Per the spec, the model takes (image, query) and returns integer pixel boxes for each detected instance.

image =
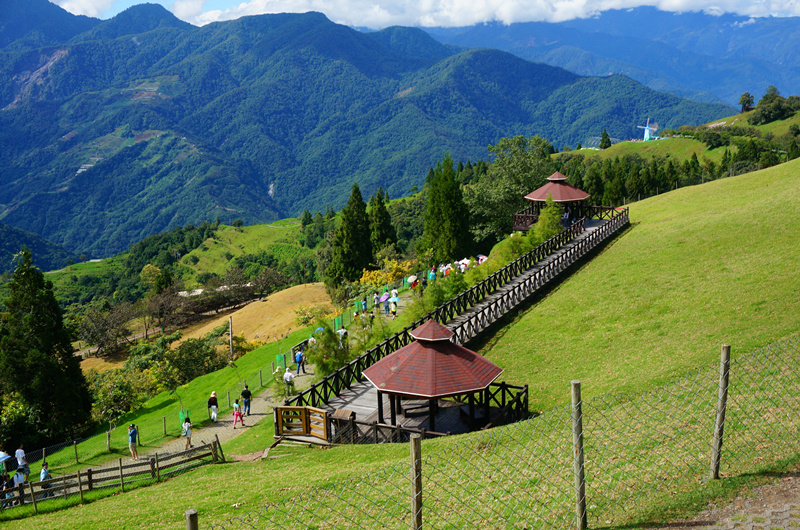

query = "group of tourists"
[206,385,252,430]
[1,443,53,508]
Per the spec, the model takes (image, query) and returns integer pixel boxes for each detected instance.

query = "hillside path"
[648,472,800,529]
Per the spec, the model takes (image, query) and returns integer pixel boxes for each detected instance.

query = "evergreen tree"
[599,129,612,149]
[0,249,92,446]
[325,184,371,285]
[300,209,313,228]
[787,140,800,161]
[421,155,472,264]
[368,187,397,255]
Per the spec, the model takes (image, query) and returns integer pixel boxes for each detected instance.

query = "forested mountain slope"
[425,6,800,106]
[0,2,731,257]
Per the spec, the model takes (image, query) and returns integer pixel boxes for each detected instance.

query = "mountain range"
[424,7,800,106]
[1,1,732,257]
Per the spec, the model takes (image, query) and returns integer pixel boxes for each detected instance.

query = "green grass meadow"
[479,158,800,411]
[4,160,800,528]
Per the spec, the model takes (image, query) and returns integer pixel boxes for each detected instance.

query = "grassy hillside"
[477,158,800,410]
[179,221,308,284]
[5,160,800,529]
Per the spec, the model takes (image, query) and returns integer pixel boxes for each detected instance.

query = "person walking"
[14,443,29,482]
[283,367,295,394]
[240,385,252,416]
[182,416,193,449]
[207,391,219,422]
[39,462,54,498]
[232,399,245,428]
[390,300,397,320]
[295,348,306,375]
[128,424,139,460]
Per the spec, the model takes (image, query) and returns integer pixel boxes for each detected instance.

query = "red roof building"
[524,171,591,203]
[362,320,503,431]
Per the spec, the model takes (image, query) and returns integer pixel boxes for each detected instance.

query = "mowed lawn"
[480,158,800,411]
[6,161,800,529]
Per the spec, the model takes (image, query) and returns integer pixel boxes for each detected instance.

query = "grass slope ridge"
[480,158,800,411]
[11,161,800,529]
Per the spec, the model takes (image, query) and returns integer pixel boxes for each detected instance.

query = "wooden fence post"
[215,434,226,463]
[73,440,79,464]
[410,433,423,530]
[149,457,157,480]
[163,416,167,436]
[571,380,587,530]
[710,344,731,480]
[87,468,93,491]
[227,391,231,407]
[106,431,111,451]
[186,508,199,530]
[61,474,67,500]
[155,453,162,482]
[118,458,125,492]
[76,470,85,504]
[28,482,38,514]
[259,369,263,387]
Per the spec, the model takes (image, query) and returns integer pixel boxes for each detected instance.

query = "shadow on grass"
[597,455,800,530]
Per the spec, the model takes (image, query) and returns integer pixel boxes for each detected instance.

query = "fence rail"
[276,382,529,445]
[287,208,628,409]
[2,442,219,514]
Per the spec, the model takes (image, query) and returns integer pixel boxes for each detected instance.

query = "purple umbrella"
[379,293,391,302]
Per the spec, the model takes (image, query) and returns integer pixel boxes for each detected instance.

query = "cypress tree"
[326,184,371,285]
[0,249,92,445]
[368,187,397,255]
[599,128,612,149]
[421,155,472,264]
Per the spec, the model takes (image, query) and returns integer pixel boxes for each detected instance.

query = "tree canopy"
[421,154,473,264]
[325,184,372,287]
[0,249,92,447]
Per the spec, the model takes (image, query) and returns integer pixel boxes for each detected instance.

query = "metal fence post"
[571,380,587,530]
[410,433,423,530]
[710,344,731,479]
[186,508,199,530]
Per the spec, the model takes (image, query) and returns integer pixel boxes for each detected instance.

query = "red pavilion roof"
[363,320,503,399]
[524,171,590,203]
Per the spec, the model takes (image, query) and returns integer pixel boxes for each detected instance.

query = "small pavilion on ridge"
[513,171,591,231]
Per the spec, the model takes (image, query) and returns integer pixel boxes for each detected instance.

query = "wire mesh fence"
[205,334,800,529]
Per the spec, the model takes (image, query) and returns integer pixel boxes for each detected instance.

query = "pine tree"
[300,209,313,228]
[326,184,372,285]
[0,249,92,445]
[368,187,397,255]
[599,128,612,149]
[421,155,473,264]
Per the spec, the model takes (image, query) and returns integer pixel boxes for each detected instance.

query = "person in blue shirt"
[128,424,139,460]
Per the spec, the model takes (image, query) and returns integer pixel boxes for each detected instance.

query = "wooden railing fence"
[1,442,220,514]
[286,208,628,410]
[275,382,529,445]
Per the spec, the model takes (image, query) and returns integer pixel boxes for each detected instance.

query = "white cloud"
[52,0,116,18]
[172,0,208,20]
[51,0,800,27]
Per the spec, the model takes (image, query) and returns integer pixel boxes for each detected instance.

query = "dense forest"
[0,1,732,257]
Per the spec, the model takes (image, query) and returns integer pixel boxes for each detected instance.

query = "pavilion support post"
[390,394,397,426]
[377,392,385,424]
[428,399,436,433]
[468,393,476,426]
[483,388,491,422]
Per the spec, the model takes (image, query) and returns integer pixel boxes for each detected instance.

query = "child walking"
[233,399,245,428]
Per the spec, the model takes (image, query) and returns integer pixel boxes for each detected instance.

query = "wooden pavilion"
[513,171,591,231]
[362,320,503,433]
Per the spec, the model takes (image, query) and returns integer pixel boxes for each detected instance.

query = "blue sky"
[52,0,800,29]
